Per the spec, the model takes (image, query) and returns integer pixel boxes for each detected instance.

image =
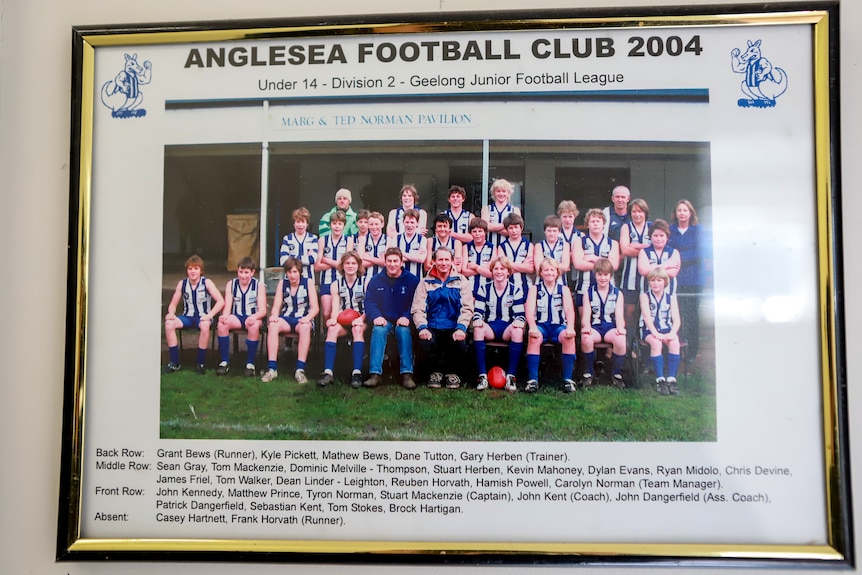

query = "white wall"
[1,1,858,574]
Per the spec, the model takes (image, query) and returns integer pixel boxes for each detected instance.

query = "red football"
[488,366,506,389]
[337,308,361,327]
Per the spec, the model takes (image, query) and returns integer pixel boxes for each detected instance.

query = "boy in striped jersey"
[473,255,525,392]
[461,217,494,298]
[533,215,570,284]
[481,178,520,247]
[524,258,577,393]
[164,255,225,374]
[279,207,318,281]
[315,210,353,324]
[497,213,533,295]
[425,213,462,273]
[359,211,387,283]
[262,258,319,384]
[572,208,620,308]
[216,257,267,376]
[389,208,426,279]
[445,185,474,244]
[580,258,627,389]
[640,268,682,396]
[557,200,584,292]
[320,251,367,388]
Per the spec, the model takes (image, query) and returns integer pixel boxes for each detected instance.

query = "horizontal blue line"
[165,88,709,108]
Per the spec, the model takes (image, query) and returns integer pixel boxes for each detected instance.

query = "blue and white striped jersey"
[640,245,678,294]
[396,232,425,278]
[335,275,365,314]
[474,281,525,324]
[361,233,387,282]
[620,222,651,291]
[487,202,514,247]
[576,234,615,295]
[280,277,312,319]
[445,208,473,237]
[641,289,674,333]
[319,234,349,286]
[182,277,211,317]
[499,237,532,293]
[534,282,567,325]
[228,277,260,317]
[587,284,622,326]
[280,232,318,280]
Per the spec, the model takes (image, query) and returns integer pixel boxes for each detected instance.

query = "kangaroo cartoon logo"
[101,53,152,118]
[730,40,788,108]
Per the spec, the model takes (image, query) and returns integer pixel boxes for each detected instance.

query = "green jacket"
[318,206,358,237]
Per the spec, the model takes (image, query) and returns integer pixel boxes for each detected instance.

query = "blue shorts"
[280,316,314,331]
[319,281,333,297]
[536,323,565,343]
[179,315,207,329]
[641,326,671,341]
[487,320,511,341]
[593,322,616,338]
[232,314,250,326]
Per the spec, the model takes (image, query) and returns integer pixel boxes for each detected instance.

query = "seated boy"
[640,267,682,396]
[164,255,225,374]
[261,257,319,384]
[215,257,267,376]
[524,258,577,393]
[580,258,627,389]
[473,255,524,392]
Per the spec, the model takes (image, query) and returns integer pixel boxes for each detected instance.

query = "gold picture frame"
[60,4,849,565]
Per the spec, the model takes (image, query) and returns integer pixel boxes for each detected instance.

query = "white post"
[482,139,490,211]
[259,100,270,281]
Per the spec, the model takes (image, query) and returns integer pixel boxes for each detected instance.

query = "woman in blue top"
[668,199,705,358]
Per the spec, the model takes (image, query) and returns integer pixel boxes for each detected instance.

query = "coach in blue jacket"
[363,247,420,389]
[411,246,474,389]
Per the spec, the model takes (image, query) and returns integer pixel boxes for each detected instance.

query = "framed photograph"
[59,3,850,566]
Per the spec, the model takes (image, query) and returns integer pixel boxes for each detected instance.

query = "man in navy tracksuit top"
[363,247,420,389]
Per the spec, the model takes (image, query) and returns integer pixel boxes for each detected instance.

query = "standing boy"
[481,178,520,247]
[359,211,388,283]
[445,185,474,244]
[572,208,620,308]
[497,213,533,295]
[533,215,570,284]
[315,210,354,323]
[280,207,318,281]
[425,213,462,273]
[462,217,495,298]
[390,208,426,279]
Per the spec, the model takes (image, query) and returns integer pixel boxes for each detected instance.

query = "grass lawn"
[160,367,716,442]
